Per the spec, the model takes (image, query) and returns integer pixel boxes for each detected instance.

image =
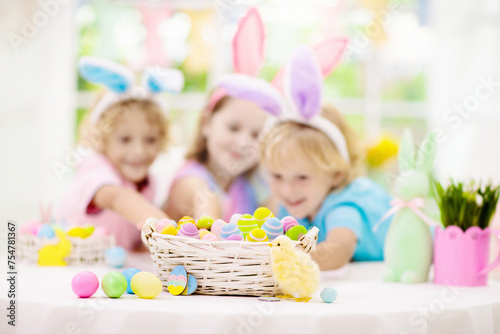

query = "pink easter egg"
[72,271,99,298]
[177,223,200,239]
[20,219,40,235]
[226,234,243,241]
[210,219,227,238]
[201,233,218,241]
[281,216,298,233]
[93,226,109,237]
[156,218,171,233]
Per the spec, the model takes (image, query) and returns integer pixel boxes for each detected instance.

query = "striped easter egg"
[237,214,258,239]
[261,217,284,241]
[253,207,274,227]
[246,228,269,242]
[177,223,200,239]
[220,223,242,240]
[178,216,196,227]
[281,216,298,233]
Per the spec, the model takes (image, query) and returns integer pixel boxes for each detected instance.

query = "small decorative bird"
[269,235,320,302]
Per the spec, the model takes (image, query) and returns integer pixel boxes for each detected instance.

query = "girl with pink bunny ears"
[165,8,276,222]
[57,57,183,251]
[249,47,393,271]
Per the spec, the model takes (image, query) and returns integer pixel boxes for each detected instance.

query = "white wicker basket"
[141,217,319,296]
[18,234,115,265]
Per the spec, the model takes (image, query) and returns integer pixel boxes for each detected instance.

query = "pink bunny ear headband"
[219,46,350,163]
[79,56,184,123]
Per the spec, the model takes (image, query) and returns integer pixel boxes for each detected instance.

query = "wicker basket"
[142,217,319,296]
[18,234,115,265]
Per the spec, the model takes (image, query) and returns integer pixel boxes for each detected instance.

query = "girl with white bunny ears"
[223,46,394,270]
[57,57,183,251]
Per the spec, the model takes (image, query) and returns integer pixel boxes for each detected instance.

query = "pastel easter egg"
[67,226,86,238]
[177,223,200,239]
[320,287,338,303]
[83,225,95,238]
[197,215,214,230]
[281,216,299,233]
[226,234,243,241]
[201,232,218,241]
[161,225,178,236]
[246,228,269,242]
[178,216,196,227]
[93,226,109,237]
[285,225,308,241]
[167,265,187,295]
[102,271,127,298]
[71,271,99,298]
[30,223,42,236]
[105,246,127,268]
[254,207,274,227]
[199,229,210,238]
[20,219,41,235]
[130,271,163,299]
[37,224,55,239]
[156,218,171,232]
[182,274,198,295]
[261,217,284,241]
[210,219,227,239]
[237,214,259,239]
[121,268,141,294]
[230,213,242,225]
[220,223,242,240]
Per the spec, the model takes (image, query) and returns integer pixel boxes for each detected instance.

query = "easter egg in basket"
[254,207,274,227]
[262,217,284,241]
[220,223,242,240]
[281,216,299,233]
[246,228,269,242]
[177,223,200,239]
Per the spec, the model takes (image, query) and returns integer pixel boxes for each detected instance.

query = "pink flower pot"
[434,226,500,286]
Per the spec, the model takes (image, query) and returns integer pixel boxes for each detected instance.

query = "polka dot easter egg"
[281,216,299,233]
[220,223,242,240]
[246,228,269,242]
[237,214,258,239]
[181,274,198,295]
[131,271,163,299]
[254,207,274,228]
[161,225,178,236]
[167,265,188,295]
[261,217,284,241]
[285,225,308,241]
[210,219,227,239]
[177,223,200,239]
[121,268,141,294]
[197,215,214,230]
[178,216,196,227]
[320,287,337,303]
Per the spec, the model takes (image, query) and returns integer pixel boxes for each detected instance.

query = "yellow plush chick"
[269,235,320,302]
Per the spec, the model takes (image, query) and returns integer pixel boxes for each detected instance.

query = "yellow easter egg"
[199,229,210,238]
[161,225,178,236]
[178,216,196,227]
[83,226,95,238]
[130,272,163,299]
[246,228,269,242]
[67,227,86,238]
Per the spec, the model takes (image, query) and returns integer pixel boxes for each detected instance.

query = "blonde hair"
[260,103,364,186]
[185,94,233,163]
[79,94,169,152]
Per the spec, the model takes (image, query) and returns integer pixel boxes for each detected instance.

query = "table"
[1,253,500,334]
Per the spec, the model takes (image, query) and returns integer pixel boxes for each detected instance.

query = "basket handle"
[297,226,319,253]
[141,217,159,246]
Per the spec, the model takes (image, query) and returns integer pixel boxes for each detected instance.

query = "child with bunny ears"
[251,47,393,270]
[165,8,275,222]
[57,57,184,251]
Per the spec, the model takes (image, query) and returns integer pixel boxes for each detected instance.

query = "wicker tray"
[18,234,115,265]
[142,217,319,296]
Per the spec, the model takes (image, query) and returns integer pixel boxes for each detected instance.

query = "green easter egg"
[102,271,127,298]
[197,215,214,230]
[285,225,308,241]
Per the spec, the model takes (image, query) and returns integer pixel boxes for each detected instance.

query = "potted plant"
[434,181,500,286]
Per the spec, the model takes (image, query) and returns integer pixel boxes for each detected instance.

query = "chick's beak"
[268,243,273,247]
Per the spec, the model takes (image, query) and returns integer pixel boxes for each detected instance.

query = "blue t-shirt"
[278,177,392,261]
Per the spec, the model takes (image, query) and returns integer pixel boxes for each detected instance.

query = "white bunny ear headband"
[219,46,350,164]
[79,56,185,123]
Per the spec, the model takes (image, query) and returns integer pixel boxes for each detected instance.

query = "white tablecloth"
[1,253,500,334]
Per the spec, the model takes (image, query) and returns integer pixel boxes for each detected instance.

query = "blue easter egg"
[261,217,284,241]
[182,274,198,295]
[320,287,337,303]
[167,265,187,295]
[121,268,141,294]
[105,246,127,268]
[37,224,55,239]
[220,223,242,240]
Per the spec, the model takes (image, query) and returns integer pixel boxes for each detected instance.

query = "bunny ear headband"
[219,46,350,163]
[79,56,185,123]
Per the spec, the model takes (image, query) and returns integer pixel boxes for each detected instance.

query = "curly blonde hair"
[78,94,170,152]
[260,103,364,186]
